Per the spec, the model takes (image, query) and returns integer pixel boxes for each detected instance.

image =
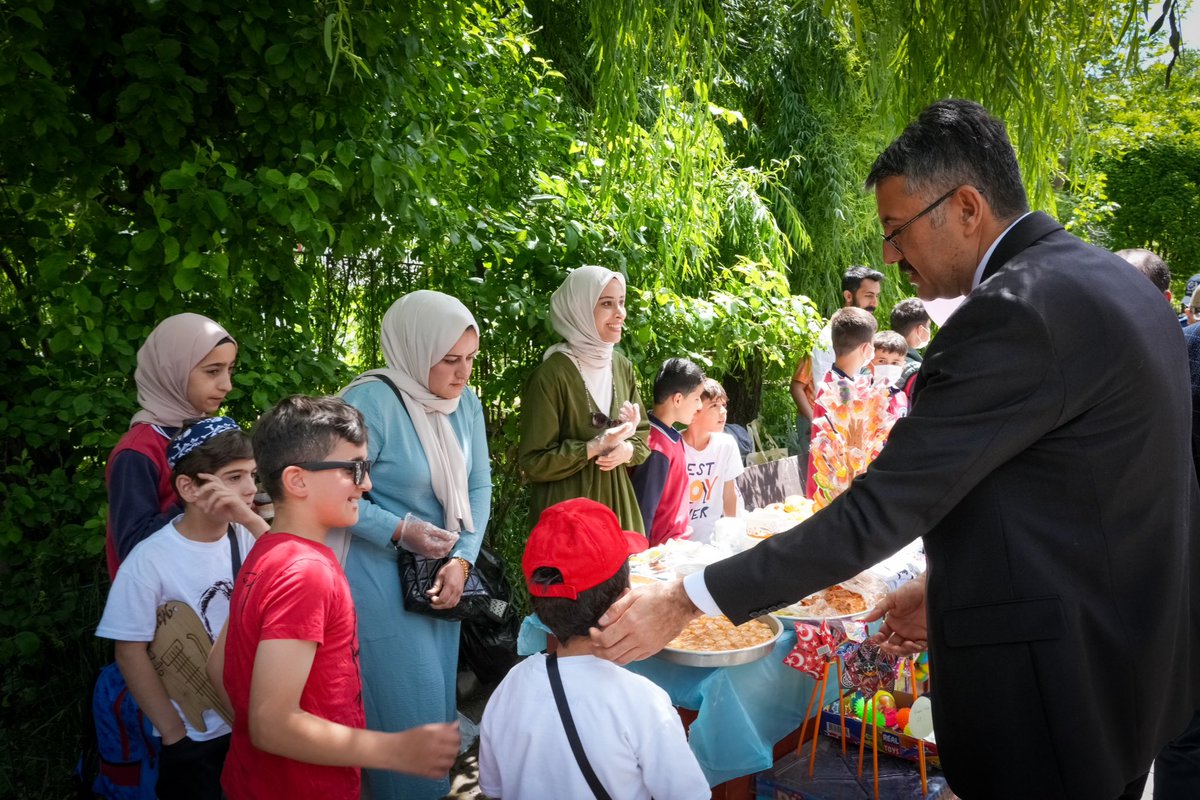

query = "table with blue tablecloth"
[518,617,842,788]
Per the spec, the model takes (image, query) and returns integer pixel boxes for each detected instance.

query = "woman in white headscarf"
[341,290,491,800]
[519,266,650,533]
[105,312,238,579]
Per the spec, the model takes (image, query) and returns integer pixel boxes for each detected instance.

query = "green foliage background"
[0,0,1187,796]
[1062,51,1200,296]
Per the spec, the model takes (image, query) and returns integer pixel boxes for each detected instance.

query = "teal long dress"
[343,380,492,800]
[518,350,650,532]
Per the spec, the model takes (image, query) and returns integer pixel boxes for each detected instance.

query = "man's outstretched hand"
[862,574,928,657]
[590,579,702,665]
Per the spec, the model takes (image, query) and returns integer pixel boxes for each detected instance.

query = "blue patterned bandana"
[167,416,242,468]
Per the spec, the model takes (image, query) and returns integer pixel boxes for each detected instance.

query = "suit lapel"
[979,211,1063,283]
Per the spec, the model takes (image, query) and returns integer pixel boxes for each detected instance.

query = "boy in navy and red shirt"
[631,358,705,545]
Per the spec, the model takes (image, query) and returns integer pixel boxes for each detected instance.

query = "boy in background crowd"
[681,378,744,544]
[804,308,877,498]
[872,330,910,419]
[631,358,705,545]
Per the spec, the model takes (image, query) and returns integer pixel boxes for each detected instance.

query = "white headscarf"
[131,313,236,428]
[343,291,479,533]
[545,266,626,413]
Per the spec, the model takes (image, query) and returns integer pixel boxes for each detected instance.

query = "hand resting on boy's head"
[590,579,701,665]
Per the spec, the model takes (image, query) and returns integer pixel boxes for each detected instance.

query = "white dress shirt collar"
[970,212,1032,292]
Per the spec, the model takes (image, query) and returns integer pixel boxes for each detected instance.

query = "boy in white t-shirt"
[479,498,710,800]
[97,416,268,800]
[681,379,744,543]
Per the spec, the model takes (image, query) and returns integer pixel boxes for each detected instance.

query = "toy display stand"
[755,738,956,800]
[790,652,937,800]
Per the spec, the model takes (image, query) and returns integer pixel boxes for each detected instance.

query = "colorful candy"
[873,691,896,711]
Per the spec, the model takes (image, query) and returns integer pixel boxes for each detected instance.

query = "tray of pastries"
[656,614,782,667]
[771,573,887,623]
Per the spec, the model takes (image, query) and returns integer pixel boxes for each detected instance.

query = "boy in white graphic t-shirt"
[681,379,744,543]
[97,417,267,800]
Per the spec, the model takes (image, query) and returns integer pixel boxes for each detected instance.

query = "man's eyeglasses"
[281,460,373,486]
[881,185,961,257]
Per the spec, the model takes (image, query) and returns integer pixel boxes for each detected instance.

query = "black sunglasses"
[590,411,617,429]
[281,460,373,486]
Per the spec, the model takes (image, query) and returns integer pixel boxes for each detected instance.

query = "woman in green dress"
[519,266,651,533]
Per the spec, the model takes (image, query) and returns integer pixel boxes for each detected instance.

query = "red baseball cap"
[523,498,648,599]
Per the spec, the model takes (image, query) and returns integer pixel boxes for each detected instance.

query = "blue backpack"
[80,662,160,799]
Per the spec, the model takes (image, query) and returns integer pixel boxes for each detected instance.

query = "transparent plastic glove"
[590,419,636,458]
[615,401,640,434]
[395,513,459,558]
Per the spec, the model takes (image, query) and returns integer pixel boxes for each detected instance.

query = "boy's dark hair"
[253,395,368,500]
[699,377,727,403]
[873,331,908,356]
[652,357,705,405]
[889,298,931,337]
[842,266,885,294]
[171,428,254,498]
[830,307,878,357]
[530,562,630,644]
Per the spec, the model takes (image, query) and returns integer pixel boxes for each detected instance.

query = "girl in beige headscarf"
[519,266,650,533]
[341,290,492,800]
[105,313,237,579]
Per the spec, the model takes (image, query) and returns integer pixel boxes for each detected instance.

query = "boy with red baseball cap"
[478,498,709,799]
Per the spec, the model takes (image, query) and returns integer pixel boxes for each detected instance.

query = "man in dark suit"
[591,100,1200,799]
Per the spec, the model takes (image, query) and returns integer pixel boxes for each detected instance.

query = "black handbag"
[361,370,513,628]
[397,548,509,623]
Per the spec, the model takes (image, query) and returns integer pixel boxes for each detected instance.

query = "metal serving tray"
[654,614,783,668]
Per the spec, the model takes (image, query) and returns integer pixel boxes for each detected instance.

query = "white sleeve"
[719,435,744,480]
[683,571,723,616]
[636,686,711,798]
[95,553,159,642]
[477,692,502,797]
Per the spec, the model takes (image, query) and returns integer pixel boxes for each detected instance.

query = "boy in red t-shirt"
[218,395,459,800]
